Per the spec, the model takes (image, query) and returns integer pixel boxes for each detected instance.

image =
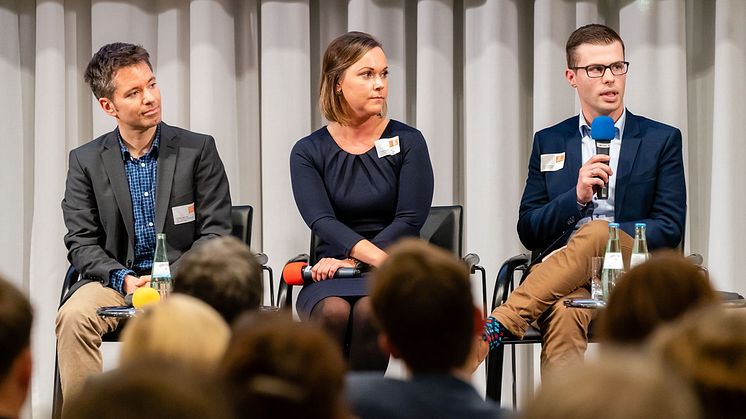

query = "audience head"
[65,359,233,419]
[120,294,230,371]
[84,42,152,99]
[650,307,746,419]
[0,275,33,417]
[174,236,263,323]
[371,239,477,373]
[219,312,350,419]
[566,23,625,68]
[599,251,717,345]
[319,31,386,125]
[522,351,700,419]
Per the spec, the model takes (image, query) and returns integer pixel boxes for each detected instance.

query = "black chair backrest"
[420,205,463,256]
[230,205,253,248]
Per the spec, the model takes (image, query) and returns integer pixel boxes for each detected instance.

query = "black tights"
[310,296,389,371]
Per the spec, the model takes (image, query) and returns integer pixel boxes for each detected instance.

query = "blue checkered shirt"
[109,127,160,294]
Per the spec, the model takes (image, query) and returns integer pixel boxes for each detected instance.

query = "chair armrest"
[277,253,309,310]
[491,253,530,311]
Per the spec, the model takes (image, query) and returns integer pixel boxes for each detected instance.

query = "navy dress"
[290,119,434,317]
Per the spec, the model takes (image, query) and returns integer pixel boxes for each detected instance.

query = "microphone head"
[132,287,161,309]
[591,115,615,140]
[282,261,309,286]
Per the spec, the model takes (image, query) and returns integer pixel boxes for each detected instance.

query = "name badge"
[540,152,566,172]
[375,136,401,158]
[172,203,195,225]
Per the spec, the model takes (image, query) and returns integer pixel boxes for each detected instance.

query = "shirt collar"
[118,125,161,160]
[579,109,627,141]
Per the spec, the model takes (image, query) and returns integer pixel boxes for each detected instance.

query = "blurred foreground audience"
[599,251,717,345]
[0,276,33,419]
[347,239,505,419]
[650,307,746,419]
[65,359,233,419]
[174,236,263,323]
[219,312,351,419]
[521,351,700,419]
[119,294,230,371]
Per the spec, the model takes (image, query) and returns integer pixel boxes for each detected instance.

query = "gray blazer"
[61,122,232,297]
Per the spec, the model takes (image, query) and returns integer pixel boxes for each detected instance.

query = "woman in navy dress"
[290,31,434,370]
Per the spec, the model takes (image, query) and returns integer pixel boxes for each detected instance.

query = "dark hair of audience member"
[598,251,717,345]
[0,276,33,378]
[219,312,351,419]
[64,358,233,419]
[522,350,700,419]
[650,307,746,419]
[173,236,263,323]
[370,238,475,372]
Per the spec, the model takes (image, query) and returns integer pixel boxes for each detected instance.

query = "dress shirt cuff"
[110,269,134,295]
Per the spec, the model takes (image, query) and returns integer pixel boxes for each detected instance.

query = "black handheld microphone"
[591,116,615,200]
[282,261,362,285]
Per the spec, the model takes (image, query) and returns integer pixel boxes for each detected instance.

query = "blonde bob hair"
[319,31,386,125]
[120,294,230,371]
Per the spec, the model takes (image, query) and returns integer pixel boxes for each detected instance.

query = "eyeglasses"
[570,61,629,78]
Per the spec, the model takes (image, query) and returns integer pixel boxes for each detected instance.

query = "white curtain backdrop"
[0,0,743,416]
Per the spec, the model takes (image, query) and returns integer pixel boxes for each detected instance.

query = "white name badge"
[172,203,196,225]
[375,136,401,158]
[540,152,566,172]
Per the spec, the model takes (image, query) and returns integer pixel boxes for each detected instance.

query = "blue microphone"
[591,116,615,199]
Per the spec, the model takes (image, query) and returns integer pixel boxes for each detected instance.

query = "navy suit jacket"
[62,122,232,298]
[347,373,506,419]
[517,111,686,257]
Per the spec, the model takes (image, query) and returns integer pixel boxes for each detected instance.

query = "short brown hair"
[599,251,717,345]
[651,307,746,419]
[174,236,263,323]
[319,31,386,125]
[566,24,625,68]
[84,42,152,99]
[0,275,32,378]
[66,358,233,419]
[219,312,350,419]
[370,239,474,372]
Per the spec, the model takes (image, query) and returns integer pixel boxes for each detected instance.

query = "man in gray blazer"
[56,43,232,406]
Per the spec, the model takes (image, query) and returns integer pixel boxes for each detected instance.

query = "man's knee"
[540,301,592,337]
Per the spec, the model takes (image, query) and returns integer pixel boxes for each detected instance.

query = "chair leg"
[485,345,505,404]
[511,344,518,410]
[52,350,62,419]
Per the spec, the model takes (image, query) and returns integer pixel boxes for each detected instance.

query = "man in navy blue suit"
[477,24,686,373]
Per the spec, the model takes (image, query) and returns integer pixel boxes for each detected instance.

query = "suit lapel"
[615,111,642,218]
[564,117,582,185]
[156,123,177,232]
[101,131,135,244]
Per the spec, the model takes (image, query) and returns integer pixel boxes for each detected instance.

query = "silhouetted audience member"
[346,239,505,419]
[598,251,717,345]
[120,294,230,371]
[0,276,33,419]
[522,351,700,419]
[174,235,263,323]
[219,312,351,419]
[650,307,746,419]
[65,358,233,419]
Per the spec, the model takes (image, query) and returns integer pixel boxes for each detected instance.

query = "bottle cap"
[635,223,646,228]
[609,223,620,228]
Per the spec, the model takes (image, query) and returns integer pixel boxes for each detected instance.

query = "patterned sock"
[481,316,506,351]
